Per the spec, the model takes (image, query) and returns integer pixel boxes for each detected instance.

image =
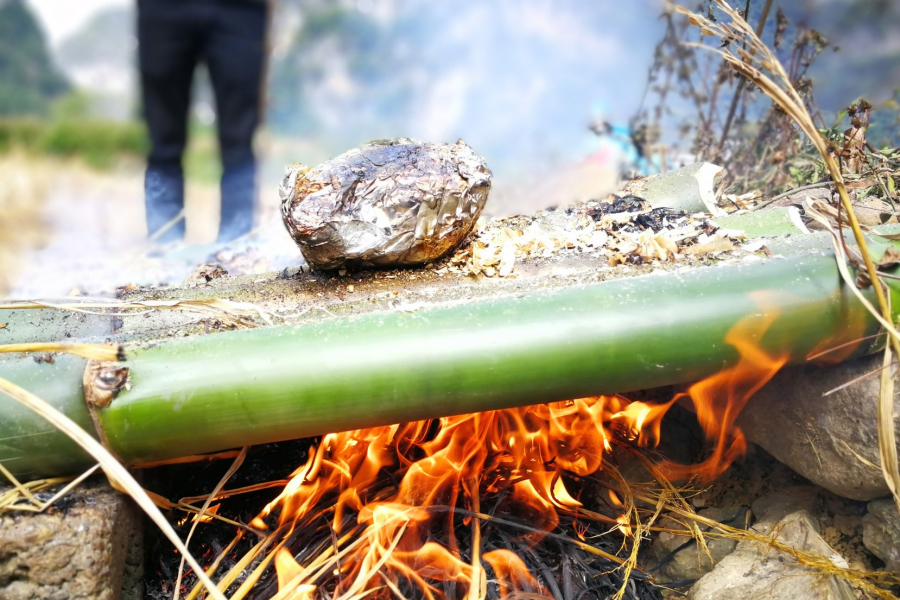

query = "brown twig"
[716,0,774,154]
[749,181,832,211]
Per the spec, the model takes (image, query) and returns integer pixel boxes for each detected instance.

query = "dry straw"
[0,342,122,361]
[675,0,900,517]
[0,297,272,326]
[0,375,227,600]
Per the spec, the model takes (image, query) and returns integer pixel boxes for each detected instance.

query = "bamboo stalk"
[0,354,97,477]
[0,252,895,477]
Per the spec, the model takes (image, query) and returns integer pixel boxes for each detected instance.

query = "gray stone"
[650,506,745,583]
[737,354,899,501]
[765,186,832,211]
[652,487,825,586]
[862,498,900,571]
[0,478,142,600]
[750,485,821,523]
[688,510,854,600]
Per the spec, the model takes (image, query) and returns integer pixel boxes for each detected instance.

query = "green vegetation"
[0,2,150,169]
[0,109,220,177]
[182,121,222,184]
[0,118,148,169]
[0,0,69,116]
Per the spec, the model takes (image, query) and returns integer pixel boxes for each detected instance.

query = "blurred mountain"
[0,0,69,116]
[55,5,136,120]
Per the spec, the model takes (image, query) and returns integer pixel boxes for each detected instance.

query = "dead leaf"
[608,253,626,267]
[654,233,679,257]
[841,125,867,173]
[495,228,523,245]
[844,178,878,190]
[637,230,667,261]
[878,246,900,268]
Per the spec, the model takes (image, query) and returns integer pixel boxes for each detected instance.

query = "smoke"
[266,0,666,177]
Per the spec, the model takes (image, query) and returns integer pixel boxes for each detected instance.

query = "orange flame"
[662,302,789,481]
[482,550,539,598]
[255,303,789,599]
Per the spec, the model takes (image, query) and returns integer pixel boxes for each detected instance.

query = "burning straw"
[225,399,666,600]
[154,265,899,599]
[164,307,807,599]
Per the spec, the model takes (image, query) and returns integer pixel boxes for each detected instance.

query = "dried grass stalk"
[0,375,227,600]
[677,0,900,517]
[0,342,122,362]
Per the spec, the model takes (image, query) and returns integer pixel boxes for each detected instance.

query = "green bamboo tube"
[0,251,893,477]
[0,354,96,477]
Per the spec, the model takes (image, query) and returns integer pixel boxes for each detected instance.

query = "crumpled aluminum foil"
[280,138,492,270]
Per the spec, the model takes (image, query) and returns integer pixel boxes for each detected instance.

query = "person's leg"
[137,0,202,242]
[204,1,268,243]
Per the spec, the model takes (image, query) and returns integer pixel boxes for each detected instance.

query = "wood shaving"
[444,200,748,278]
[721,190,763,212]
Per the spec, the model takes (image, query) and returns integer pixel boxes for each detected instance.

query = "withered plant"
[633,1,842,197]
[676,0,900,529]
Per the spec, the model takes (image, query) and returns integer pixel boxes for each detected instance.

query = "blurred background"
[1,0,898,298]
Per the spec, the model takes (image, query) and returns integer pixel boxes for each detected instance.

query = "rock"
[750,485,820,523]
[651,487,826,585]
[0,478,143,600]
[280,138,492,270]
[832,513,862,538]
[862,498,900,571]
[650,506,746,583]
[851,194,897,227]
[737,353,899,500]
[688,510,854,600]
[766,185,831,211]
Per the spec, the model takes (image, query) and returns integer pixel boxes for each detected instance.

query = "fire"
[252,309,788,600]
[661,308,789,481]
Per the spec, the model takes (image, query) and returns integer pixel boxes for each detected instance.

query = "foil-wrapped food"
[280,138,492,270]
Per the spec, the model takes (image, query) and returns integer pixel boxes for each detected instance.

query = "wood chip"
[683,236,735,255]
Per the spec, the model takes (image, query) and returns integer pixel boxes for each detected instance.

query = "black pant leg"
[138,0,203,241]
[204,1,268,242]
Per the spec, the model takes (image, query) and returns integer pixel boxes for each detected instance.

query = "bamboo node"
[83,361,130,409]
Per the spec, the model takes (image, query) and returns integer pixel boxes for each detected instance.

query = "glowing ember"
[249,311,788,600]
